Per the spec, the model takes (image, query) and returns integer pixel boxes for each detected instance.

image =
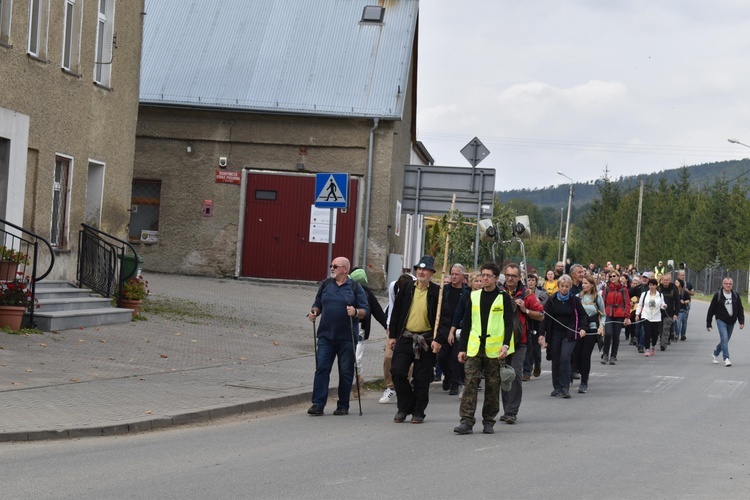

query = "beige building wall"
[0,0,144,281]
[134,99,415,289]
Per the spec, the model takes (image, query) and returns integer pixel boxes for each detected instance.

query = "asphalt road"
[2,300,749,499]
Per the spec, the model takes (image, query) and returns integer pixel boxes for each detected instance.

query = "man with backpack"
[706,277,745,366]
[500,263,544,424]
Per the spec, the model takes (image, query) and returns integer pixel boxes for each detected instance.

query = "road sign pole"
[326,208,334,279]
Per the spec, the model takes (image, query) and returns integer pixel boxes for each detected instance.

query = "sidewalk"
[0,273,387,442]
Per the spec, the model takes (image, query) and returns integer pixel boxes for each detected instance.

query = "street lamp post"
[728,138,750,303]
[557,171,574,269]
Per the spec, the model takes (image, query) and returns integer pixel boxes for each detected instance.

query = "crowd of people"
[305,255,743,433]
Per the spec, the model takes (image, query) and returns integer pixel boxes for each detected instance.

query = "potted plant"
[118,275,150,317]
[0,246,30,282]
[0,275,37,331]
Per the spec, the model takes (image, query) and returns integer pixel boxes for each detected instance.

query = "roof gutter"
[361,118,380,268]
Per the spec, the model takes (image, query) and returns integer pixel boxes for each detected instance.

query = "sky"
[416,0,750,191]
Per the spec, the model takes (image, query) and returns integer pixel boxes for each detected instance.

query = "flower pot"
[0,260,19,281]
[118,298,143,318]
[0,305,26,331]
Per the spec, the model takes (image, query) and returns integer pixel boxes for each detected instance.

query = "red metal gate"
[241,172,359,281]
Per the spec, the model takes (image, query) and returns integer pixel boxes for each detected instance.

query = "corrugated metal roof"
[140,0,419,119]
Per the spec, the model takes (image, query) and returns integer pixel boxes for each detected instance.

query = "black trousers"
[391,336,437,418]
[438,339,463,388]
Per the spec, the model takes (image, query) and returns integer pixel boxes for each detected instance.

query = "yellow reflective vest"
[467,289,513,358]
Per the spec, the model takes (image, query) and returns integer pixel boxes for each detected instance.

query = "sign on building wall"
[215,170,241,185]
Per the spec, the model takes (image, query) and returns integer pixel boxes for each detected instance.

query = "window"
[94,0,115,85]
[255,190,277,201]
[0,0,12,46]
[62,0,83,73]
[27,0,50,58]
[51,156,72,248]
[361,6,385,23]
[129,180,161,242]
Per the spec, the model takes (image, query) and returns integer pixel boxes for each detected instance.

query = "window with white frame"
[27,0,50,58]
[94,0,116,86]
[51,156,72,248]
[62,0,83,73]
[0,0,12,46]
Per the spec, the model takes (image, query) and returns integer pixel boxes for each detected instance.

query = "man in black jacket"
[657,273,679,351]
[388,255,443,424]
[437,264,468,395]
[707,277,745,366]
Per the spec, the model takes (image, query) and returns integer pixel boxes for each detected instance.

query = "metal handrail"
[0,218,55,328]
[77,224,140,298]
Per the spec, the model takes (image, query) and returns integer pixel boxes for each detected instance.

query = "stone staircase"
[27,280,134,331]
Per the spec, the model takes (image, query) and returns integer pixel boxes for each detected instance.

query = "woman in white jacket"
[634,278,666,357]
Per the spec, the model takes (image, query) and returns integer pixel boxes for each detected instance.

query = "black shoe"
[394,412,407,423]
[609,357,616,365]
[661,345,666,351]
[482,422,495,434]
[601,356,609,365]
[504,414,517,424]
[442,378,450,391]
[681,336,686,341]
[578,383,588,394]
[637,347,644,353]
[630,339,637,346]
[307,405,324,416]
[561,389,572,399]
[551,389,562,397]
[448,385,459,395]
[454,422,473,434]
[333,408,348,416]
[411,416,425,424]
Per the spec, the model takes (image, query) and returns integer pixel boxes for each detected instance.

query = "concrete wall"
[134,104,414,289]
[0,0,144,281]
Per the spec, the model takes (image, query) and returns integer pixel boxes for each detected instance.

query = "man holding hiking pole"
[307,257,369,416]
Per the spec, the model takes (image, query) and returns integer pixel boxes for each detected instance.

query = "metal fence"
[685,267,749,296]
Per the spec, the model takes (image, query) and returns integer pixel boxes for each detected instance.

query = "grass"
[140,296,216,321]
[1,326,44,335]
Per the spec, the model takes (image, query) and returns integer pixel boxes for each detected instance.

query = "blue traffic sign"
[314,173,349,208]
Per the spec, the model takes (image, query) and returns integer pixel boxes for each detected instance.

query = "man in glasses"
[707,277,745,366]
[307,257,369,416]
[500,263,544,424]
[388,255,443,424]
[454,262,514,435]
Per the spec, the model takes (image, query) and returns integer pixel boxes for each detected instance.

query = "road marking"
[644,375,683,393]
[703,379,747,399]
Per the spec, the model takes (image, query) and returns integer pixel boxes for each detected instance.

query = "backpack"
[603,285,629,318]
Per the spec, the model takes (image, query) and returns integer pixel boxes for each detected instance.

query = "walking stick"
[310,311,318,370]
[432,194,457,350]
[349,312,363,416]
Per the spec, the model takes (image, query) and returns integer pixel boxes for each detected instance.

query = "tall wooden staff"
[432,194,456,351]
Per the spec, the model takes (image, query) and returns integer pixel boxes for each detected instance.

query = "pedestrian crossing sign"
[314,173,349,208]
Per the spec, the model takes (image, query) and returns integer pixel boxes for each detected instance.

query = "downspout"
[361,118,380,267]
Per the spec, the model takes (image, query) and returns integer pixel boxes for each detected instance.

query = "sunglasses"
[330,265,344,270]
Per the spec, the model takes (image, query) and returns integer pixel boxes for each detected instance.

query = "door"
[242,172,359,281]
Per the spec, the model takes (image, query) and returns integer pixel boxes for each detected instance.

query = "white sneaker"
[457,385,464,399]
[712,355,720,364]
[379,388,397,404]
[725,358,732,367]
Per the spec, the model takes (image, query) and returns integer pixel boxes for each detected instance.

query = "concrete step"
[34,288,99,300]
[29,308,134,332]
[36,296,114,312]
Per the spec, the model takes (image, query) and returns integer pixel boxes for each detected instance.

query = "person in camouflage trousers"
[454,262,514,435]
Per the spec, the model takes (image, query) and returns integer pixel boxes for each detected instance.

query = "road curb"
[0,392,314,443]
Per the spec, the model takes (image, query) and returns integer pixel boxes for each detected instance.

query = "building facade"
[132,0,421,288]
[0,0,144,281]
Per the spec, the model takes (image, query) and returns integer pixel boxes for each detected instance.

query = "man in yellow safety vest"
[454,262,514,435]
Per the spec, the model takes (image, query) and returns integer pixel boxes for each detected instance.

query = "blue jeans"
[312,336,355,410]
[636,321,645,348]
[713,319,735,361]
[676,310,689,339]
